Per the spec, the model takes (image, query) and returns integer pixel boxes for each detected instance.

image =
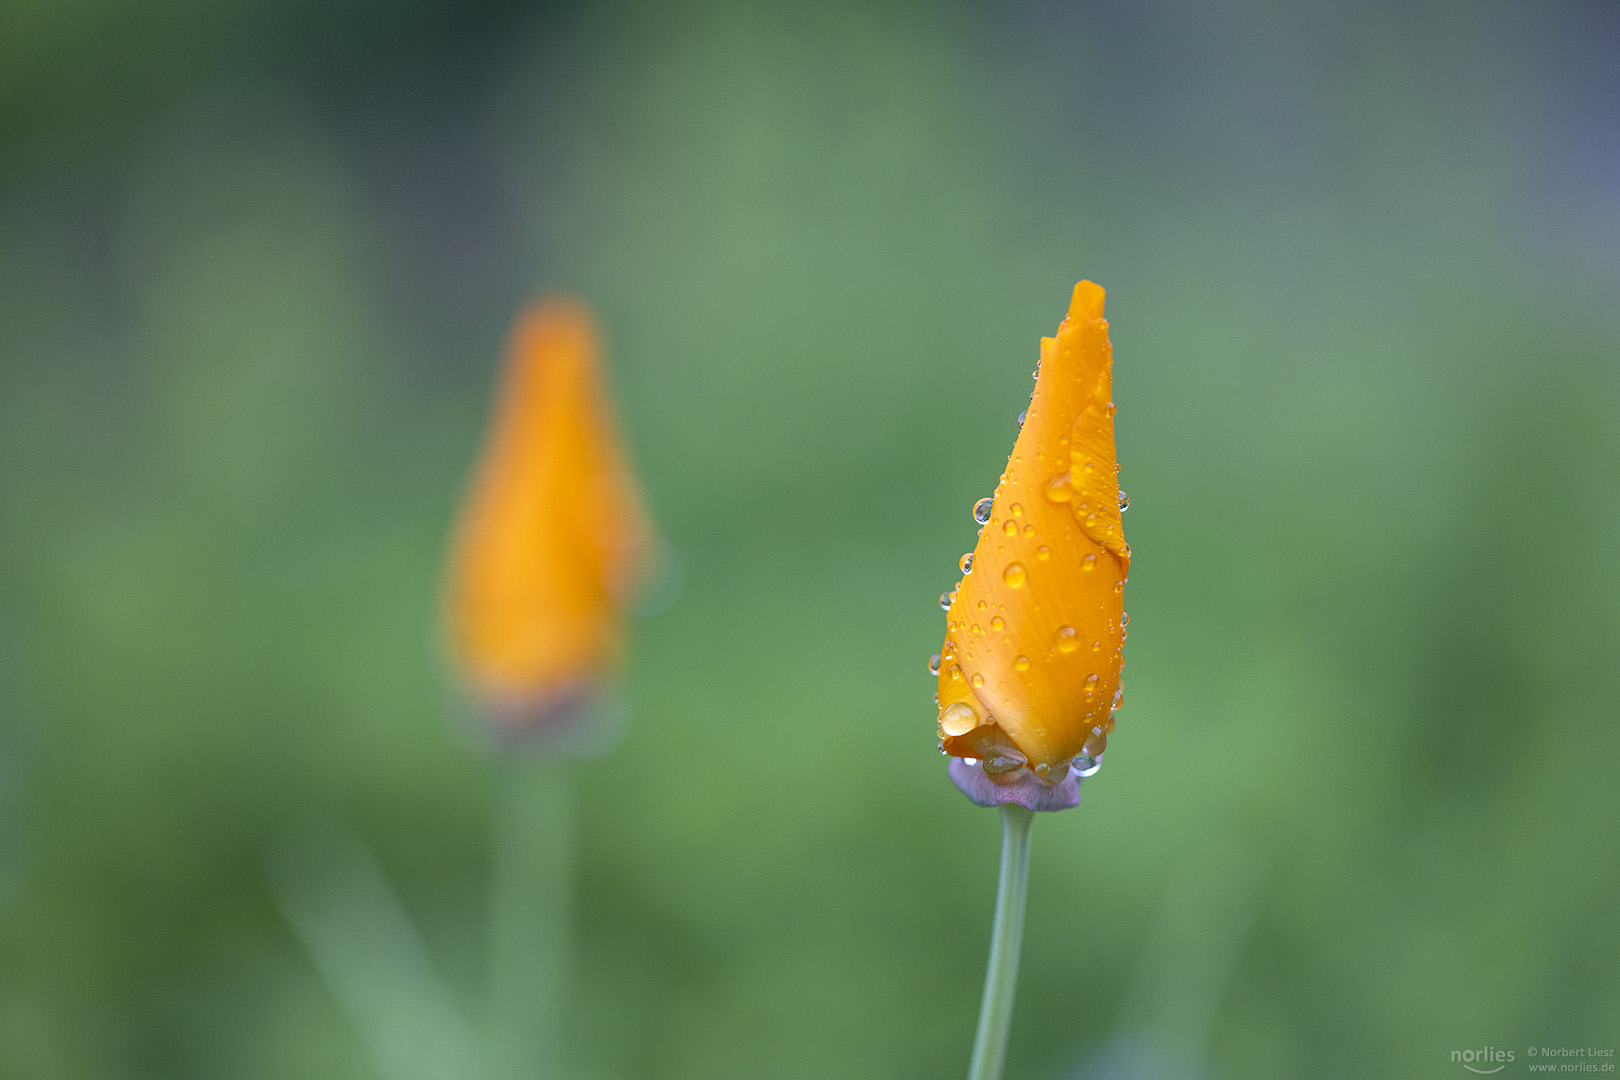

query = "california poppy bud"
[936,281,1127,810]
[444,297,653,745]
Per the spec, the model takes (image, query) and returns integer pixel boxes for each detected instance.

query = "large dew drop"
[1071,755,1103,778]
[939,700,979,737]
[982,748,1028,776]
[973,497,994,525]
[959,552,974,574]
[927,654,941,676]
[1002,562,1027,588]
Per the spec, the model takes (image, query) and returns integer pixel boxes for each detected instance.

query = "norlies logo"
[1453,1047,1516,1074]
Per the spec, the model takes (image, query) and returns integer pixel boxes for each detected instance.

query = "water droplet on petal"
[1014,655,1030,672]
[1002,520,1017,536]
[973,497,994,525]
[1112,688,1124,709]
[990,615,1004,630]
[1002,562,1027,587]
[1055,625,1078,653]
[1044,476,1074,503]
[927,654,942,675]
[1071,755,1102,778]
[1017,410,1027,427]
[949,663,964,682]
[1036,545,1050,561]
[1118,490,1130,512]
[970,673,984,688]
[1082,673,1099,699]
[1081,553,1097,572]
[1010,503,1023,518]
[982,748,1027,775]
[959,552,974,574]
[1121,611,1130,627]
[1022,525,1035,538]
[939,700,978,736]
[939,591,953,611]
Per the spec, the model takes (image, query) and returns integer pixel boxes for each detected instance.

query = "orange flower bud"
[935,281,1127,809]
[444,297,653,740]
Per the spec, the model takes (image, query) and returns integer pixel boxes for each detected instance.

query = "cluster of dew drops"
[926,398,1130,782]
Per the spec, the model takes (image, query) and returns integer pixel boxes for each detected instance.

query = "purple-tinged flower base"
[458,680,628,758]
[949,757,1084,812]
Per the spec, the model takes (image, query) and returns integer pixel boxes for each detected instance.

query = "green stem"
[270,828,479,1080]
[965,805,1035,1080]
[486,757,572,1080]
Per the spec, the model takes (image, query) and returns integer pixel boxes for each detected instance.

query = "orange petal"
[937,281,1127,772]
[444,297,652,734]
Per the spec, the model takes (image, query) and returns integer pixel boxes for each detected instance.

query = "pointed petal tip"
[1069,280,1106,322]
[513,294,597,358]
[522,292,592,324]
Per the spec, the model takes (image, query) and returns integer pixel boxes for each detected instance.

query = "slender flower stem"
[486,757,572,1080]
[966,804,1035,1080]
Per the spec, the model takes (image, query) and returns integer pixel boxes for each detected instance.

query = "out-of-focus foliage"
[2,1,1617,1078]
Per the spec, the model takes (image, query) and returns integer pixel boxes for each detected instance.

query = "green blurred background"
[3,1,1618,1077]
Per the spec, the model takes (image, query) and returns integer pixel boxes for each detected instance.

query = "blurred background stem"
[486,757,573,1080]
[269,828,479,1080]
[966,804,1034,1080]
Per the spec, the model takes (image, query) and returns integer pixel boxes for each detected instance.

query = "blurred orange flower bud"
[444,297,653,742]
[935,281,1128,810]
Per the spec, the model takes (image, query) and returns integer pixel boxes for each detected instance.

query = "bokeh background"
[3,1,1618,1077]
